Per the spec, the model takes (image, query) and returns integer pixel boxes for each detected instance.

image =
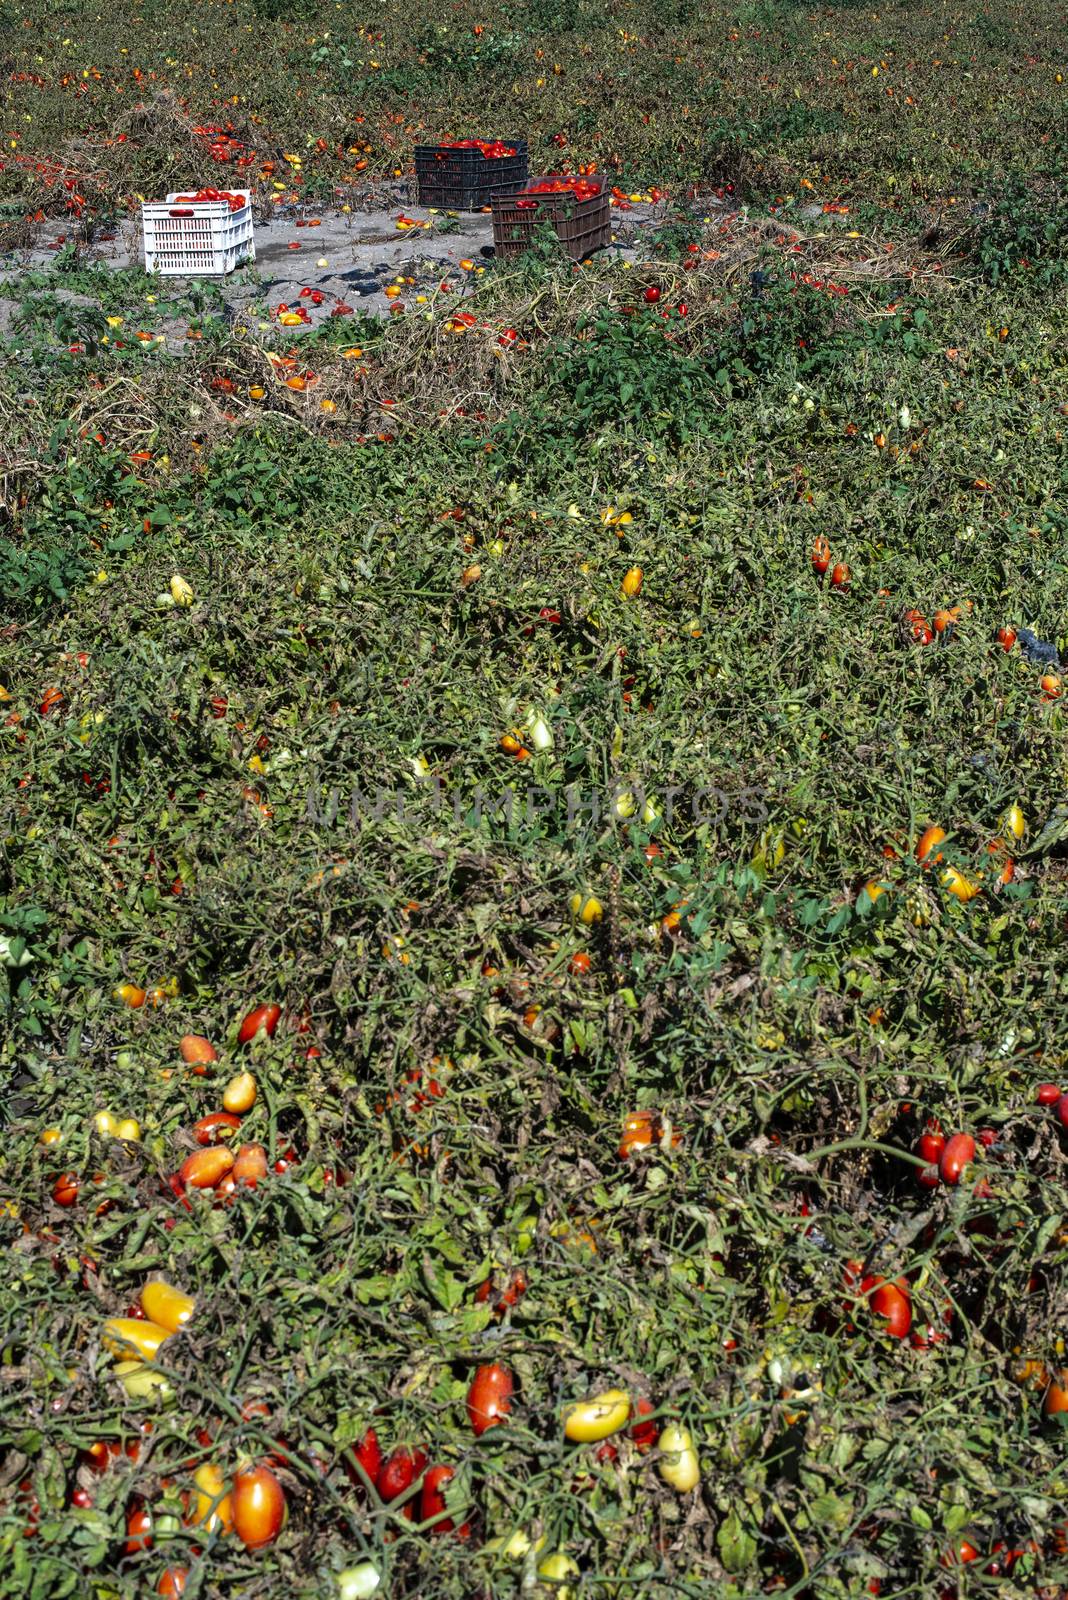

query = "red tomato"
[830,561,851,591]
[53,1172,80,1207]
[232,1463,286,1549]
[569,952,592,975]
[918,1126,945,1164]
[192,1112,242,1144]
[345,1426,382,1488]
[420,1463,457,1532]
[940,1538,980,1567]
[157,1568,189,1598]
[938,1132,976,1185]
[643,286,661,304]
[996,626,1017,652]
[70,1487,94,1509]
[628,1396,657,1453]
[917,1162,941,1188]
[866,1279,912,1340]
[977,1128,997,1148]
[125,1499,153,1556]
[1037,1083,1063,1105]
[466,1363,513,1436]
[377,1447,428,1512]
[811,535,831,575]
[238,1003,281,1044]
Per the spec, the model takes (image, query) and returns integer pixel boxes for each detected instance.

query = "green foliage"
[972,175,1068,285]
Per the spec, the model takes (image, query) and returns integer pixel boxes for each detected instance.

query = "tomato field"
[1,0,1068,1595]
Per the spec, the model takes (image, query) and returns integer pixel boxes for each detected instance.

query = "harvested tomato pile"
[516,177,603,199]
[169,188,247,212]
[436,139,517,158]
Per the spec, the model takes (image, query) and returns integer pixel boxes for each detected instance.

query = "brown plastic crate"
[415,139,528,210]
[491,178,611,262]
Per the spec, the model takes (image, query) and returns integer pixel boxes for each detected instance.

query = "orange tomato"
[180,1035,218,1065]
[915,825,945,866]
[830,562,851,591]
[811,535,831,575]
[233,1143,268,1188]
[1043,1371,1068,1417]
[114,984,147,1009]
[157,1568,189,1598]
[180,1146,235,1190]
[232,1463,286,1549]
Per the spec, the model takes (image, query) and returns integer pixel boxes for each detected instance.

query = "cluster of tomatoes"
[170,188,247,213]
[902,602,971,647]
[436,139,517,158]
[515,175,603,204]
[343,1428,469,1537]
[912,1123,990,1193]
[810,535,851,591]
[864,813,1020,913]
[191,125,254,168]
[163,1005,329,1211]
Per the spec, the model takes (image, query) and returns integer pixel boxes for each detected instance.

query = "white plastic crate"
[142,189,254,277]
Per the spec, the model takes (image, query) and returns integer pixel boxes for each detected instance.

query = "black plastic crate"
[414,138,528,211]
[491,177,611,262]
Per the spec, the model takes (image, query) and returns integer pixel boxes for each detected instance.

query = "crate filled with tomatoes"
[141,188,254,276]
[491,175,611,262]
[414,137,528,210]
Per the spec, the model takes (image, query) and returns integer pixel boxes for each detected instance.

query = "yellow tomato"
[141,1281,196,1334]
[657,1421,700,1491]
[93,1110,118,1136]
[562,1388,631,1443]
[191,1462,233,1533]
[941,865,980,902]
[1003,803,1026,841]
[621,565,643,598]
[102,1318,172,1362]
[115,1118,142,1142]
[569,893,604,925]
[537,1552,580,1598]
[222,1071,257,1114]
[485,1527,545,1560]
[39,1127,63,1146]
[113,1359,175,1403]
[862,880,889,904]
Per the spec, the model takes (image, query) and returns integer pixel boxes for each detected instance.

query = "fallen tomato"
[140,1281,196,1334]
[103,1318,172,1361]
